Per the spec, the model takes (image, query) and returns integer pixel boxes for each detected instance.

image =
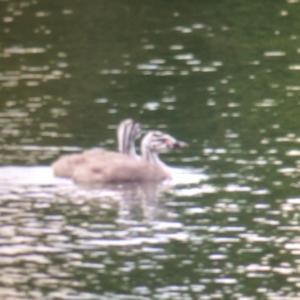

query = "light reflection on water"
[0,163,300,299]
[1,0,300,299]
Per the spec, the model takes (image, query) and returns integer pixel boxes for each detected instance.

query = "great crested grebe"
[71,130,187,185]
[52,119,141,178]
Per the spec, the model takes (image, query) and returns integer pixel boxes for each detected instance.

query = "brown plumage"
[71,130,187,185]
[72,154,169,185]
[52,119,140,178]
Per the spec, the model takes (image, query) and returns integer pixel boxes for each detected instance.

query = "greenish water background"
[1,1,300,299]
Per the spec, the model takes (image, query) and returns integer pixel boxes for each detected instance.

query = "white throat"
[142,144,168,170]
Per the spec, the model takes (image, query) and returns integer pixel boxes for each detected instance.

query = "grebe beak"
[173,140,188,149]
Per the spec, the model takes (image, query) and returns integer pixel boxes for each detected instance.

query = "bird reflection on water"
[90,182,166,222]
[0,164,207,222]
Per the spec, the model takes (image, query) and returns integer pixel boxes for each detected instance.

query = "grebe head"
[117,118,141,155]
[142,130,187,154]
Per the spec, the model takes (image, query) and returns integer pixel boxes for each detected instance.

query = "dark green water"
[1,0,300,299]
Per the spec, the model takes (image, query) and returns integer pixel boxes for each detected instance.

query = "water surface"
[1,1,300,299]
